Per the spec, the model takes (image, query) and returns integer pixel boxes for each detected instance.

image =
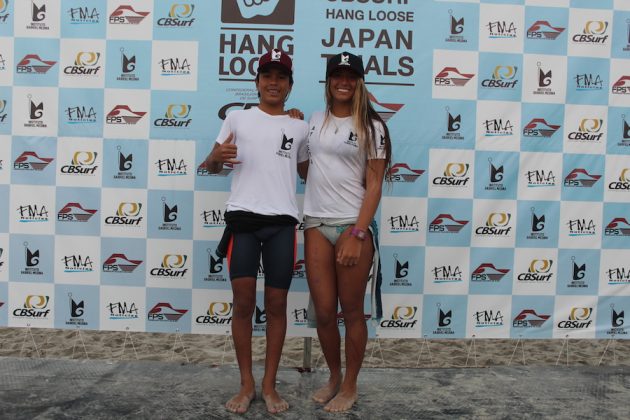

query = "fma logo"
[13,295,50,318]
[158,56,191,76]
[433,163,470,187]
[68,6,100,24]
[60,151,98,175]
[61,254,94,273]
[606,265,630,285]
[107,301,139,320]
[483,118,513,137]
[156,158,187,177]
[385,163,424,183]
[434,67,475,87]
[486,20,517,38]
[102,253,143,273]
[442,107,464,141]
[525,169,555,188]
[221,0,294,24]
[518,259,553,282]
[563,168,601,188]
[612,76,630,95]
[557,307,592,329]
[481,66,518,89]
[106,105,146,125]
[13,151,53,171]
[150,254,188,278]
[154,104,192,128]
[148,303,188,322]
[475,213,512,236]
[526,21,565,40]
[471,263,509,282]
[513,309,550,328]
[428,214,468,233]
[432,265,463,283]
[201,208,225,229]
[380,306,418,329]
[109,5,150,25]
[196,302,233,325]
[157,4,195,27]
[16,54,56,74]
[57,202,97,222]
[388,214,420,234]
[567,219,595,236]
[473,309,503,327]
[522,118,560,138]
[604,218,630,237]
[446,10,466,44]
[65,105,97,125]
[105,202,143,226]
[17,204,49,223]
[609,169,630,191]
[574,73,602,91]
[572,21,608,44]
[117,48,139,82]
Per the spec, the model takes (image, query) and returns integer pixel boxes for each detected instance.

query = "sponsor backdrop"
[0,0,628,340]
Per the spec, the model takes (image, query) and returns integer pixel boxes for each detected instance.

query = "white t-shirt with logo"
[304,111,386,218]
[215,107,309,220]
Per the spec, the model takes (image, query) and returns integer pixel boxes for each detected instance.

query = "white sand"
[1,327,628,368]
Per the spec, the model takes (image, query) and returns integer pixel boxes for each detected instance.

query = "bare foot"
[324,389,357,413]
[262,389,289,414]
[312,379,340,404]
[225,388,255,414]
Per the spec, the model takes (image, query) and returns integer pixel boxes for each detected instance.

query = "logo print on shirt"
[276,130,293,158]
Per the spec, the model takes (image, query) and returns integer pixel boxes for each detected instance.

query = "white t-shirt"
[304,111,386,218]
[215,107,309,220]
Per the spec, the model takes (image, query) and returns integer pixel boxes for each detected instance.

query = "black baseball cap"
[257,48,293,75]
[326,52,364,79]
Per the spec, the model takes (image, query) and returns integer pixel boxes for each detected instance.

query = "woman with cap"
[302,51,392,412]
[204,48,309,414]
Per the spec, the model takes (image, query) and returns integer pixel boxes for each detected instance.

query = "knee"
[315,310,338,328]
[264,294,288,319]
[339,306,365,325]
[232,298,255,319]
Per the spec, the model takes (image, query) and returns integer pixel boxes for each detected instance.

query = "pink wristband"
[350,227,367,241]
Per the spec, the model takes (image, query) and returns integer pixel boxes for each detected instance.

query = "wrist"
[349,227,367,241]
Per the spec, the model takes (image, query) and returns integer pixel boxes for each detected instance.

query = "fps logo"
[522,119,560,138]
[57,203,97,222]
[221,0,294,24]
[563,168,601,188]
[471,263,509,282]
[513,309,550,328]
[386,163,424,183]
[434,67,475,87]
[102,254,143,273]
[196,302,233,325]
[526,21,565,40]
[106,105,146,125]
[109,6,150,25]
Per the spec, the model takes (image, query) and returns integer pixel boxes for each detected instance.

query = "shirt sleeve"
[214,112,233,145]
[370,120,387,160]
